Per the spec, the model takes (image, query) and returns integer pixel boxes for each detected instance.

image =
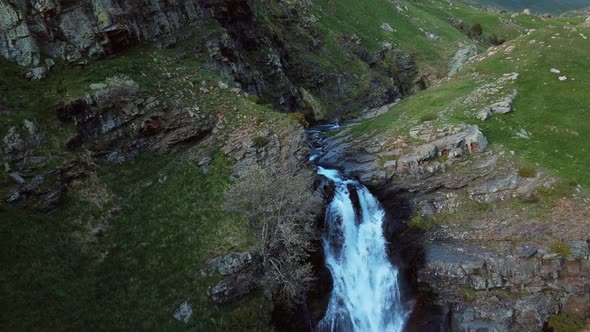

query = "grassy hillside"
[0,25,299,330]
[313,0,558,78]
[2,0,589,330]
[1,154,271,330]
[470,0,590,14]
[348,15,590,186]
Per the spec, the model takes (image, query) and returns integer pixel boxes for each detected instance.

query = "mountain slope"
[318,11,590,331]
[1,0,589,330]
[470,0,590,14]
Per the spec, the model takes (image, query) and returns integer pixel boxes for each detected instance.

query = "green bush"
[469,23,483,38]
[252,136,270,148]
[246,95,264,105]
[550,240,572,257]
[288,112,307,126]
[548,314,585,332]
[407,214,437,231]
[518,166,537,178]
[419,113,438,122]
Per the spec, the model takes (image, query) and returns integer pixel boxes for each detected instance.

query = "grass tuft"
[518,166,537,178]
[550,240,572,257]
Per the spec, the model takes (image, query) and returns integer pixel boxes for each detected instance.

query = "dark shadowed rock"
[208,271,259,304]
[208,252,253,276]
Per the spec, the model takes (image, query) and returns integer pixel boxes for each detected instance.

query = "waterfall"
[317,167,407,332]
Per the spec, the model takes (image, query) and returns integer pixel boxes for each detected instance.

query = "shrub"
[407,214,437,231]
[419,113,437,122]
[476,202,491,212]
[246,95,263,105]
[288,112,307,126]
[487,33,506,46]
[469,23,483,38]
[225,163,318,306]
[518,166,536,178]
[252,136,269,148]
[550,240,572,257]
[547,314,585,332]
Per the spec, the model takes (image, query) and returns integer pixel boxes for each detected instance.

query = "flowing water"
[311,126,408,331]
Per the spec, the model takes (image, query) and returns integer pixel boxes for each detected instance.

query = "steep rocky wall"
[314,114,590,331]
[0,0,206,66]
[1,0,421,116]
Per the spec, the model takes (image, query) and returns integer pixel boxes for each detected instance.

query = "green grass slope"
[0,26,295,330]
[313,0,551,77]
[352,15,590,186]
[0,154,270,331]
[470,0,590,14]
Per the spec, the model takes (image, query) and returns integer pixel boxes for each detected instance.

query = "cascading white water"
[318,167,407,332]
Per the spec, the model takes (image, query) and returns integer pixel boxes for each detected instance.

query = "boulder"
[173,301,192,323]
[477,90,517,120]
[25,67,48,80]
[8,172,25,184]
[448,43,478,76]
[381,23,394,32]
[476,107,492,120]
[208,252,253,276]
[207,272,258,304]
[431,125,488,156]
[490,91,517,114]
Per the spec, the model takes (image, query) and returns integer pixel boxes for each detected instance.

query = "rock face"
[0,0,206,66]
[55,76,216,160]
[419,240,590,331]
[318,123,488,187]
[0,0,422,118]
[205,252,261,305]
[448,43,478,76]
[311,114,590,330]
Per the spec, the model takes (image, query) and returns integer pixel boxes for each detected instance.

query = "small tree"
[487,33,506,46]
[225,162,319,305]
[469,23,483,39]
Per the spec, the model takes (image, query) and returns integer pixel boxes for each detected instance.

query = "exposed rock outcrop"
[419,238,590,331]
[310,112,590,330]
[0,0,206,66]
[206,251,261,304]
[477,90,517,120]
[448,43,478,76]
[317,123,488,187]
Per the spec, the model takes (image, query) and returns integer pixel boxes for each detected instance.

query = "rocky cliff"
[0,0,205,66]
[313,109,590,331]
[2,0,589,330]
[1,0,421,116]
